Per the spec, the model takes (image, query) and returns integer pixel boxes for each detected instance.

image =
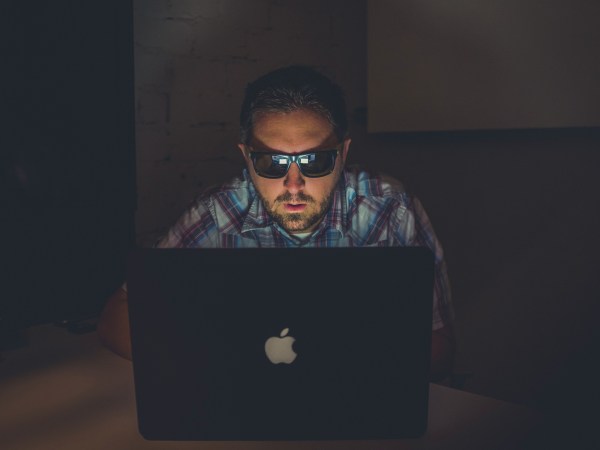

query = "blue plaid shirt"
[156,166,453,330]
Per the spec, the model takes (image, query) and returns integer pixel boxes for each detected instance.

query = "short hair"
[239,65,348,145]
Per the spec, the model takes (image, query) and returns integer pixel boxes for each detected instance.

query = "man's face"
[238,109,350,234]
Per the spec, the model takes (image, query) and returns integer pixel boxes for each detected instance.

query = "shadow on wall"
[349,125,600,411]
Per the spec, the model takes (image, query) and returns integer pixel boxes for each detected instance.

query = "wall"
[367,0,600,132]
[133,0,600,414]
[134,0,366,245]
[351,127,600,411]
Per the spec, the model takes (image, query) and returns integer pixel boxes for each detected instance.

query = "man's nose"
[284,162,305,193]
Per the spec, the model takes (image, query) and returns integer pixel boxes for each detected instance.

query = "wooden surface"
[0,325,542,449]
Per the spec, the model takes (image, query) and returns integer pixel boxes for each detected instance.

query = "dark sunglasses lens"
[252,154,289,178]
[300,152,336,177]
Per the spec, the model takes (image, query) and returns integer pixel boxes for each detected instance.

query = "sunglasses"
[248,148,339,179]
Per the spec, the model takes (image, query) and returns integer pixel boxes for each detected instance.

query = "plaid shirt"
[156,166,453,330]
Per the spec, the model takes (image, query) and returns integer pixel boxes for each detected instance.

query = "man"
[98,66,455,381]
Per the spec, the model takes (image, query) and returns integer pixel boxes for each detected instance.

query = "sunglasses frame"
[248,148,340,179]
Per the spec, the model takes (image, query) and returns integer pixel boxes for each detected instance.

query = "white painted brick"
[169,88,236,126]
[135,124,171,162]
[134,0,367,237]
[267,0,334,36]
[134,51,173,91]
[136,90,168,125]
[165,123,240,161]
[135,14,196,56]
[188,19,255,59]
[135,0,223,21]
[213,0,270,29]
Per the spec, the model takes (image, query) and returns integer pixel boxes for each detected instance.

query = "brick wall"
[134,0,366,245]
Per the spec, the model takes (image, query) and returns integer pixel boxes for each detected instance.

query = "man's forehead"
[249,110,337,153]
[249,133,338,153]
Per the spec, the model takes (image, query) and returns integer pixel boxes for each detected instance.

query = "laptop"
[127,246,434,441]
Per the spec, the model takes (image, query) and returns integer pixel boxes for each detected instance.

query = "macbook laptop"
[127,246,434,441]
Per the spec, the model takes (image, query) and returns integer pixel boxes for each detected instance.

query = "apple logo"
[264,327,297,364]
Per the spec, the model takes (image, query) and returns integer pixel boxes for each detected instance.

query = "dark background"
[2,1,136,330]
[1,1,599,447]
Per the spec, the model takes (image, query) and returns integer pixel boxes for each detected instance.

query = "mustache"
[275,192,315,204]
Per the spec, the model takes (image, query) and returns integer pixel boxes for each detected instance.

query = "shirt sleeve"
[397,195,455,331]
[154,196,220,248]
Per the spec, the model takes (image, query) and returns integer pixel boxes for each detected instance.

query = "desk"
[1,325,541,450]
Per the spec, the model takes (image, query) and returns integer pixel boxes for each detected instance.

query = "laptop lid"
[127,247,434,441]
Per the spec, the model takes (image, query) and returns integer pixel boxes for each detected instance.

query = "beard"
[258,189,334,234]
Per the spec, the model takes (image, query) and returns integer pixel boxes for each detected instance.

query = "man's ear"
[237,143,249,162]
[340,138,351,164]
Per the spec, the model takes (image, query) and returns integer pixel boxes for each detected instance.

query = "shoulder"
[201,172,252,208]
[343,165,409,204]
[341,166,418,245]
[156,172,254,247]
[191,171,254,227]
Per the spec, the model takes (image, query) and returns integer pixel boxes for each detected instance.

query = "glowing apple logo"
[264,328,297,364]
